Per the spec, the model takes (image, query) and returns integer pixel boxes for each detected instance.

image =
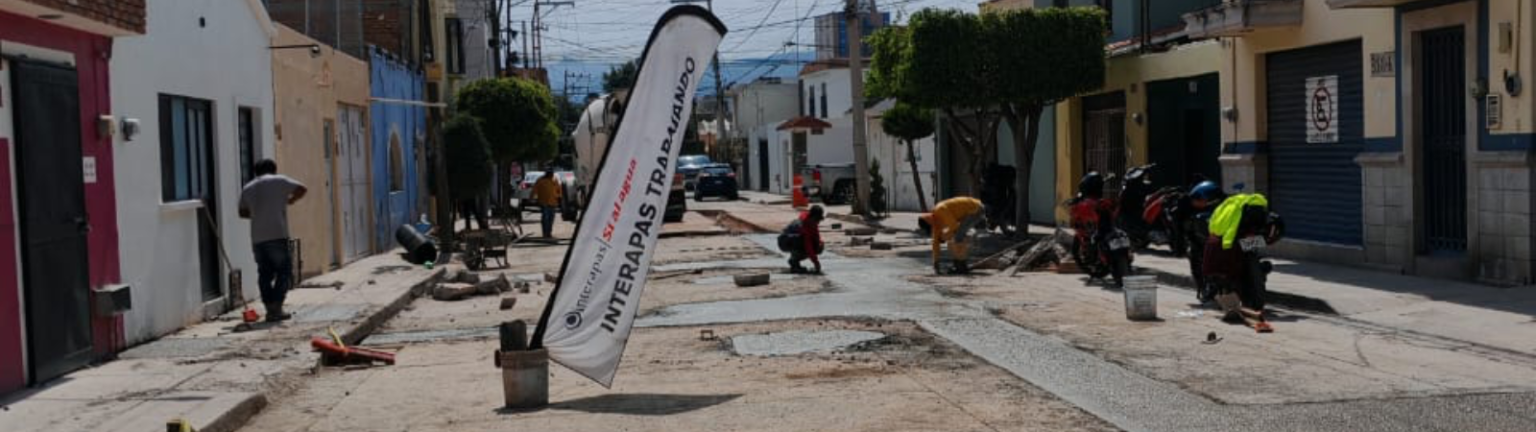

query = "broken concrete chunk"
[844,227,878,236]
[733,273,770,287]
[849,236,873,246]
[432,283,478,301]
[474,275,512,295]
[499,297,518,311]
[544,272,559,283]
[869,242,893,250]
[454,271,483,285]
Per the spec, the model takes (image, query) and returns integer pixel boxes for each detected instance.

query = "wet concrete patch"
[729,330,887,356]
[292,304,369,323]
[692,273,798,285]
[364,326,498,345]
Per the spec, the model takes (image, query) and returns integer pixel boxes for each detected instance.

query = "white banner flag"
[534,6,726,387]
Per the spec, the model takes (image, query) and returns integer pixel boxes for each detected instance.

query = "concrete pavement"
[0,251,442,432]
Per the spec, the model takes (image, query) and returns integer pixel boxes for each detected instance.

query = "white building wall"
[733,80,799,190]
[111,0,275,344]
[801,68,853,120]
[455,0,495,82]
[867,109,937,212]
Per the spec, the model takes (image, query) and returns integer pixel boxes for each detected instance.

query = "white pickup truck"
[572,93,686,222]
[801,162,858,205]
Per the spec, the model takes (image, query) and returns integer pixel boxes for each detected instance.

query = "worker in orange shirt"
[532,171,563,238]
[919,197,987,275]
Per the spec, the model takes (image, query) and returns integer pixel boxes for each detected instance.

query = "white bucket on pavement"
[1123,276,1158,321]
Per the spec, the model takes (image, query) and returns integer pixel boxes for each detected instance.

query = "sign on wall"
[1305,75,1339,143]
[1370,52,1396,77]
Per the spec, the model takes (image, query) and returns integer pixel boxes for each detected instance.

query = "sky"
[501,0,982,99]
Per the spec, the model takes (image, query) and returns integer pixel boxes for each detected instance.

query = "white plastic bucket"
[1123,276,1158,321]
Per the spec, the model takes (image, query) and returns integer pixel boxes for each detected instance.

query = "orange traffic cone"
[792,174,809,209]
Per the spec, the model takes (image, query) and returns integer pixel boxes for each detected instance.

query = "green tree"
[868,7,1105,224]
[869,158,888,216]
[443,114,493,199]
[602,60,639,93]
[454,77,561,164]
[881,102,936,212]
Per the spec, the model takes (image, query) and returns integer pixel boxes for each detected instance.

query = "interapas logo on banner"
[531,6,726,387]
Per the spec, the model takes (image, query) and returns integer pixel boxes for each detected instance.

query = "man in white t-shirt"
[239,159,308,322]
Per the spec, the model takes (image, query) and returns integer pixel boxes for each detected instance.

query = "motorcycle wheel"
[1109,250,1132,288]
[1072,236,1110,279]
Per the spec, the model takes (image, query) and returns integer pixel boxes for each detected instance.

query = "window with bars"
[160,95,216,202]
[446,17,465,75]
[238,107,259,184]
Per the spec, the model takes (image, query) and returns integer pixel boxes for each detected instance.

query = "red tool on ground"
[311,336,396,365]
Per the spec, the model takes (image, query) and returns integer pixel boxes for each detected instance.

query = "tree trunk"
[1007,104,1045,234]
[904,138,929,212]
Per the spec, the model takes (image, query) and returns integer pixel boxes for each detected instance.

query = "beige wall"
[1053,41,1223,222]
[272,24,370,277]
[1487,0,1536,135]
[1221,0,1397,145]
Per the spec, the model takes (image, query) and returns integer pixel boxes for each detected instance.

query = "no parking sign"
[1305,75,1339,143]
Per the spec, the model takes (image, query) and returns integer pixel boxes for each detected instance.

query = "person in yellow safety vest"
[919,197,987,274]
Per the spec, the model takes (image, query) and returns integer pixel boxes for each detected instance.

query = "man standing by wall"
[240,159,308,322]
[532,171,562,238]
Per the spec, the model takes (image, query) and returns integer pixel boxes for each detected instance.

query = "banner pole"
[528,6,722,350]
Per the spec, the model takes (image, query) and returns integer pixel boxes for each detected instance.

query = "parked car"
[677,154,712,191]
[665,172,687,223]
[694,163,739,201]
[801,163,857,204]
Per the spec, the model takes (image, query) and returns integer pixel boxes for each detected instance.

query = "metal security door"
[339,106,370,261]
[758,139,769,191]
[1083,110,1127,193]
[1266,40,1365,245]
[1421,26,1467,253]
[10,60,93,383]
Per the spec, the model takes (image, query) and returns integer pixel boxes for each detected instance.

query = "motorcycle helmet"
[1190,181,1222,202]
[1079,172,1105,198]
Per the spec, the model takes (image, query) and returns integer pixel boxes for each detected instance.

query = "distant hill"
[546,50,814,102]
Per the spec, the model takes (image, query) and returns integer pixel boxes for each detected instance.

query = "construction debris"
[432,275,513,301]
[971,238,1038,270]
[500,297,518,311]
[869,242,893,250]
[849,236,874,246]
[844,227,878,236]
[1009,229,1076,275]
[734,273,770,287]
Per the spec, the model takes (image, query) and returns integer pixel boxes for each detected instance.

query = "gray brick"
[1504,190,1531,215]
[1505,169,1530,192]
[1383,186,1406,206]
[1365,205,1385,225]
[1480,211,1503,235]
[1385,168,1405,187]
[1482,170,1503,191]
[1509,236,1532,261]
[1480,190,1503,212]
[1506,213,1531,237]
[1367,187,1385,206]
[1385,226,1410,247]
[1384,206,1408,227]
[1366,168,1384,187]
[1481,234,1505,258]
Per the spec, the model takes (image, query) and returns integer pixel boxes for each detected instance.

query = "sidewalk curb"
[1138,265,1339,315]
[209,267,444,432]
[339,268,446,345]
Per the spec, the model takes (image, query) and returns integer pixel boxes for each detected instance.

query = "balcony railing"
[1182,0,1304,39]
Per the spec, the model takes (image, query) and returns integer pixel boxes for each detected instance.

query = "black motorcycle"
[980,164,1018,236]
[1117,164,1185,255]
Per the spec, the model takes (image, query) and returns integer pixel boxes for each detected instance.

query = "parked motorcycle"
[980,164,1017,236]
[1117,164,1185,255]
[1065,174,1134,287]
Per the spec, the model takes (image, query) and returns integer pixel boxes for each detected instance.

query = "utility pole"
[846,0,872,216]
[671,0,729,166]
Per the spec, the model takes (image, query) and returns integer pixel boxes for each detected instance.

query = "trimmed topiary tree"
[881,102,936,212]
[454,77,561,164]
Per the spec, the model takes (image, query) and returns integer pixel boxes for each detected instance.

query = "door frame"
[1401,2,1478,274]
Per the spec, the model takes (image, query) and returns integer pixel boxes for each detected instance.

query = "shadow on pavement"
[499,393,742,416]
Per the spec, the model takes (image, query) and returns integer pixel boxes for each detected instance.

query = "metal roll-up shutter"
[1266,40,1365,245]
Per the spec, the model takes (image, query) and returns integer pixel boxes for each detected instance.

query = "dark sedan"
[694,164,738,201]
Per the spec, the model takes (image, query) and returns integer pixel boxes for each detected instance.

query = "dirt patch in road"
[239,319,1119,432]
[916,272,1536,406]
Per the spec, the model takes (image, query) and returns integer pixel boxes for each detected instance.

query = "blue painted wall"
[369,47,427,250]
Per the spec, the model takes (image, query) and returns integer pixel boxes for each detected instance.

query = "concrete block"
[1505,169,1530,191]
[1385,167,1406,187]
[1366,225,1386,245]
[1509,237,1532,260]
[1366,245,1387,264]
[1366,187,1385,206]
[1481,170,1502,191]
[1506,191,1532,214]
[1480,191,1504,212]
[1505,213,1531,237]
[1384,207,1408,227]
[1366,168,1385,187]
[1480,212,1503,235]
[1383,186,1407,206]
[1365,205,1385,226]
[1480,234,1505,258]
[1385,226,1410,248]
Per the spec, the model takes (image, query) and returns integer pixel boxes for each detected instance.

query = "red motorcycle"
[1066,191,1134,287]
